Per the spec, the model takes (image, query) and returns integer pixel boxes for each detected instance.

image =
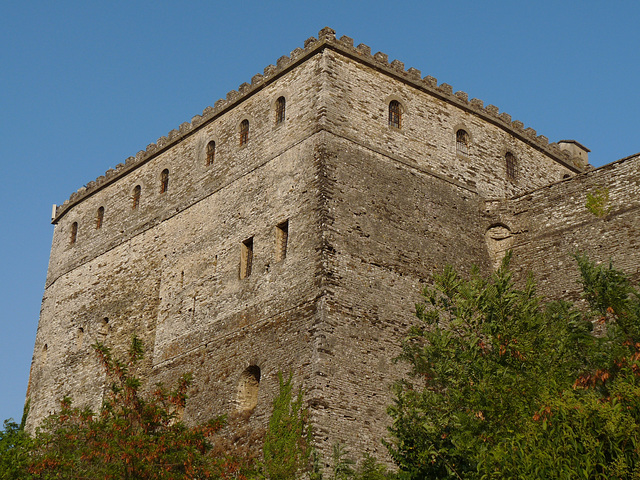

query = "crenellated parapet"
[52,27,585,223]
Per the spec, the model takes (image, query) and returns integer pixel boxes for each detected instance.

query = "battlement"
[52,27,585,224]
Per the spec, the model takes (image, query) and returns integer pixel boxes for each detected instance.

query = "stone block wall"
[28,47,329,429]
[484,154,640,301]
[29,132,327,430]
[45,54,324,286]
[307,132,490,460]
[322,49,575,199]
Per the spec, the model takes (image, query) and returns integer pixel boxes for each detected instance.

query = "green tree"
[0,415,31,480]
[262,372,311,480]
[28,337,249,479]
[483,255,640,479]
[387,252,640,479]
[309,444,395,480]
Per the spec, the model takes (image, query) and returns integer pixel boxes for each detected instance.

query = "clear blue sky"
[1,0,639,424]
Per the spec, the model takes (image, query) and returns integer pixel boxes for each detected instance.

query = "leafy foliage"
[329,443,356,480]
[0,416,31,480]
[27,337,248,479]
[586,186,612,218]
[310,443,395,480]
[262,372,311,479]
[353,453,394,480]
[388,252,640,479]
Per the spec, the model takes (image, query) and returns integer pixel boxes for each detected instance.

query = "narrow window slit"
[132,185,141,209]
[239,120,249,146]
[98,318,109,342]
[275,97,286,125]
[276,220,289,262]
[456,129,470,156]
[77,327,84,349]
[96,207,104,229]
[388,100,401,128]
[240,237,253,279]
[160,169,169,193]
[70,222,78,245]
[506,152,518,180]
[237,365,261,412]
[206,141,216,166]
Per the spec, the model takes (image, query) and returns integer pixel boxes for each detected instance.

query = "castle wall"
[29,134,327,431]
[45,54,324,286]
[146,136,326,431]
[322,49,575,199]
[28,228,163,427]
[28,55,328,430]
[485,154,640,301]
[310,133,490,460]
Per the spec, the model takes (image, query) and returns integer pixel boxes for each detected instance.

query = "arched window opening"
[132,185,141,209]
[206,141,216,166]
[236,365,261,412]
[505,152,518,181]
[160,169,169,194]
[239,119,249,146]
[42,344,48,365]
[96,207,104,229]
[77,327,84,349]
[275,96,286,125]
[70,222,78,245]
[485,224,514,271]
[388,100,401,128]
[456,129,470,156]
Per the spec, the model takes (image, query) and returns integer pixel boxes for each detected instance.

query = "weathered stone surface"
[484,155,640,301]
[26,30,640,466]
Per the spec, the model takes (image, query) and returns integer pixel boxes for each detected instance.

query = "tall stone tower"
[29,27,640,460]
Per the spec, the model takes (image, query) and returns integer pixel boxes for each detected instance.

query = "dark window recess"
[160,169,169,193]
[275,96,286,125]
[276,220,289,262]
[70,222,78,245]
[237,365,261,411]
[77,327,84,349]
[99,318,109,341]
[132,185,141,209]
[206,141,216,166]
[506,152,518,180]
[240,237,253,278]
[456,129,470,156]
[388,100,401,128]
[96,207,104,229]
[239,120,249,146]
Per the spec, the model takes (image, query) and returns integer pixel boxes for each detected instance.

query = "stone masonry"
[26,27,640,463]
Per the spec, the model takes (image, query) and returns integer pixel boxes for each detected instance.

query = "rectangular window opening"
[275,220,289,262]
[240,237,254,279]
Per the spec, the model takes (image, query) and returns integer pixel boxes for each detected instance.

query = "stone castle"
[26,27,640,460]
